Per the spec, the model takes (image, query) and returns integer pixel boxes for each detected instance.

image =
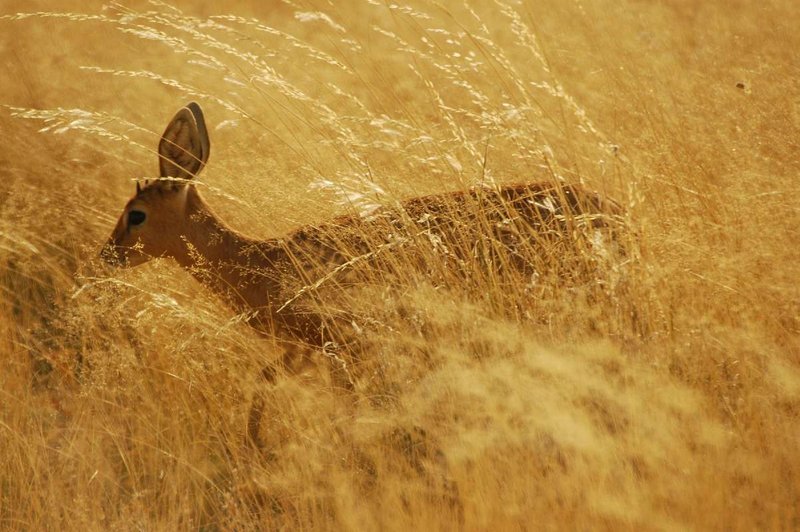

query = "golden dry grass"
[1,0,798,530]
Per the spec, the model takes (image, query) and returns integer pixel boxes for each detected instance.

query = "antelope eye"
[128,210,146,226]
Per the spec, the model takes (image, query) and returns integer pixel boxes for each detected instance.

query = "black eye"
[128,210,146,226]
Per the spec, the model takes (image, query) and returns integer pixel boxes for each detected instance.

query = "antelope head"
[101,103,211,267]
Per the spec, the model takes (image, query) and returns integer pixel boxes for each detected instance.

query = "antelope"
[101,103,623,444]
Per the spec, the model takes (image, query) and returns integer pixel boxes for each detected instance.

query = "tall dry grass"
[0,0,798,530]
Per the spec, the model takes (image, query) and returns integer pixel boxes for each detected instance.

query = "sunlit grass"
[1,0,798,530]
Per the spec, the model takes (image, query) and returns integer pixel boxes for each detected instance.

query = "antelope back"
[268,180,625,318]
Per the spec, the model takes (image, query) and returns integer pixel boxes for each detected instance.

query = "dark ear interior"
[158,102,211,180]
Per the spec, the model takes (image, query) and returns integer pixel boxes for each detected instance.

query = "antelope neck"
[175,187,284,306]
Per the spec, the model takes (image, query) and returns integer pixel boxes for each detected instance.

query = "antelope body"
[101,102,621,399]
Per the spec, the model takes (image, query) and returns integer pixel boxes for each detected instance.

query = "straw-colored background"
[1,1,798,529]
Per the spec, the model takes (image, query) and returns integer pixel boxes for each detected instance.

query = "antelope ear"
[158,102,211,181]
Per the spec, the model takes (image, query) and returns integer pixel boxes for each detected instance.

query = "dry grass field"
[1,0,798,530]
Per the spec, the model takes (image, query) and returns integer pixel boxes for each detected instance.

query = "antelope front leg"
[246,345,306,450]
[246,342,355,449]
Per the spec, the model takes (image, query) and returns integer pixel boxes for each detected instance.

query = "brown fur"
[101,103,624,445]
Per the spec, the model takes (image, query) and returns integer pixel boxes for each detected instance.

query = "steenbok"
[102,102,623,443]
